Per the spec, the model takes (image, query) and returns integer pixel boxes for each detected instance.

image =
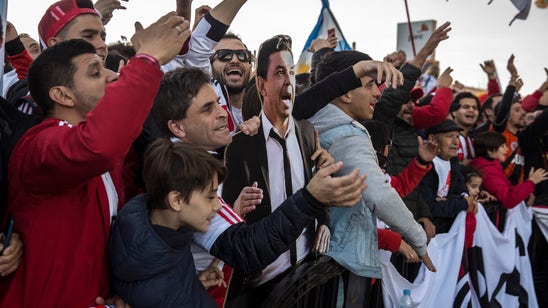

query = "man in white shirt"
[222,34,332,307]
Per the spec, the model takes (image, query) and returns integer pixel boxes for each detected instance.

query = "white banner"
[380,203,538,307]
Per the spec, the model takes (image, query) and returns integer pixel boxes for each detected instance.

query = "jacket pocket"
[338,213,357,249]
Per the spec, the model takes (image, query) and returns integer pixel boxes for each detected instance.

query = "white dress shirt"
[252,113,310,286]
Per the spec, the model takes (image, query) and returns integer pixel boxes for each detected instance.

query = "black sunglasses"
[211,49,252,63]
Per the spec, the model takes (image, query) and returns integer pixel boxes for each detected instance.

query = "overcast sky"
[7,0,548,94]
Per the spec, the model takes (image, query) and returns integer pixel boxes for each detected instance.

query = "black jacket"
[419,159,468,233]
[519,107,548,205]
[373,63,432,220]
[109,190,326,307]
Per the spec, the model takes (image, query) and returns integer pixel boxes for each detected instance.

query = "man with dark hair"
[222,35,406,306]
[1,12,190,306]
[210,33,253,127]
[151,66,368,307]
[472,93,503,137]
[450,91,480,164]
[222,35,331,306]
[310,50,435,304]
[39,0,108,59]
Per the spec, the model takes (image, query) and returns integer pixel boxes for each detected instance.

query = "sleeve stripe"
[217,197,244,223]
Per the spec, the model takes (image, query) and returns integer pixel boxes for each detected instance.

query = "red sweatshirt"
[0,58,163,307]
[469,157,534,209]
[412,87,453,130]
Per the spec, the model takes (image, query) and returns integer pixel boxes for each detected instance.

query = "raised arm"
[412,67,454,129]
[23,13,190,192]
[480,59,501,96]
[294,60,403,120]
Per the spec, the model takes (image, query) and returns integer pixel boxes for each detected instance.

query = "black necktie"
[269,129,297,265]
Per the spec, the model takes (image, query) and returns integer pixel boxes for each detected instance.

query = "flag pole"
[404,0,416,57]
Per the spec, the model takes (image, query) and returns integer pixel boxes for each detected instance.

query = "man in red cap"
[39,0,107,59]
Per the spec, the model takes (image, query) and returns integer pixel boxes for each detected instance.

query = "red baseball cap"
[38,0,98,48]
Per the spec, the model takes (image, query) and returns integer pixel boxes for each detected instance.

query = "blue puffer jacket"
[109,194,217,308]
[110,189,327,307]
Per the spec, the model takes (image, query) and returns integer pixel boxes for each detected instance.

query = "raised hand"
[353,60,404,89]
[233,182,263,216]
[528,167,548,184]
[436,67,454,88]
[94,0,127,25]
[131,12,190,65]
[417,136,438,164]
[411,21,451,68]
[5,21,19,43]
[508,74,524,92]
[480,59,497,78]
[193,5,212,30]
[306,162,367,206]
[507,54,518,78]
[452,80,465,93]
[308,38,336,53]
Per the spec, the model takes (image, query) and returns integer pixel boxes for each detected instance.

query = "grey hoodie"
[309,104,427,277]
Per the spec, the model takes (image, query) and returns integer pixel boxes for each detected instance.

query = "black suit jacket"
[222,118,329,306]
[223,119,317,224]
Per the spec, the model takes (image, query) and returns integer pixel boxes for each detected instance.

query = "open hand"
[233,182,263,216]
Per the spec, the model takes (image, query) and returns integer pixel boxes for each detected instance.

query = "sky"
[6,0,548,94]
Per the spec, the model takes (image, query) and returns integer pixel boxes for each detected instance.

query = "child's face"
[489,144,508,162]
[180,176,222,232]
[466,176,482,198]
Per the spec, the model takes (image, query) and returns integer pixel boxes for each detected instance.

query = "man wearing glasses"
[211,34,253,127]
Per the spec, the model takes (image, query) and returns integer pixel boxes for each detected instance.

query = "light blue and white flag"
[296,0,351,73]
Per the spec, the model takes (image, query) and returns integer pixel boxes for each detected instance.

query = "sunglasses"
[211,49,253,63]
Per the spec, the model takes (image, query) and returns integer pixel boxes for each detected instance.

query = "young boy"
[108,139,226,307]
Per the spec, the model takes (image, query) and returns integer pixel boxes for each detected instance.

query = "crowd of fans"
[0,0,546,307]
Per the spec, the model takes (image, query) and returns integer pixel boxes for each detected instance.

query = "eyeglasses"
[211,49,252,63]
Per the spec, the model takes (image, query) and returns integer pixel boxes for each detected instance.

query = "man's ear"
[257,77,267,97]
[49,86,76,108]
[47,36,61,47]
[339,92,352,104]
[167,191,183,212]
[428,134,436,143]
[168,120,186,139]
